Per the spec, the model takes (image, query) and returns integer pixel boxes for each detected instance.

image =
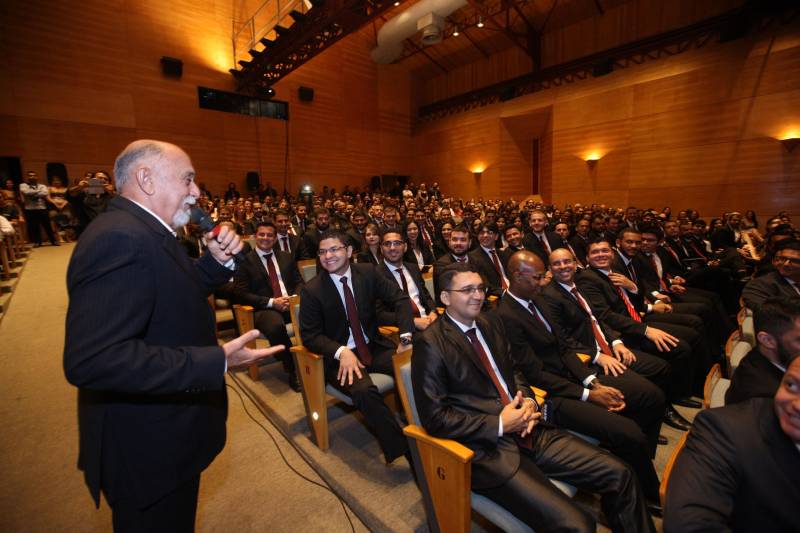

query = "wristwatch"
[399,335,413,346]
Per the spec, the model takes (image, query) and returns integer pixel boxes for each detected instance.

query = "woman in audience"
[743,209,759,230]
[357,223,382,265]
[224,182,241,201]
[403,220,434,268]
[48,176,73,242]
[433,221,453,258]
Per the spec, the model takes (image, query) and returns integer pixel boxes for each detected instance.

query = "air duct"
[371,0,467,64]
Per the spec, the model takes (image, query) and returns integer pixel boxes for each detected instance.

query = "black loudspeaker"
[246,171,260,191]
[298,86,314,102]
[161,56,183,78]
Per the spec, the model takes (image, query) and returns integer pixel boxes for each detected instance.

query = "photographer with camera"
[68,170,116,235]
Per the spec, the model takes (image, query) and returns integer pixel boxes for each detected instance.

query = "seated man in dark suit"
[299,230,414,464]
[413,263,655,532]
[500,250,666,508]
[664,356,800,533]
[503,225,527,254]
[727,297,800,404]
[569,219,591,265]
[521,209,560,266]
[377,229,438,331]
[742,239,800,313]
[232,220,304,391]
[299,207,331,260]
[432,224,475,304]
[273,209,301,261]
[576,239,700,427]
[468,222,511,297]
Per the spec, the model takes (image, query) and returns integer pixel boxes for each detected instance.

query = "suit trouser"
[109,474,200,533]
[24,208,56,245]
[675,287,735,345]
[476,427,655,533]
[325,343,407,462]
[644,313,712,394]
[594,353,667,457]
[624,332,694,401]
[554,397,661,502]
[254,309,295,374]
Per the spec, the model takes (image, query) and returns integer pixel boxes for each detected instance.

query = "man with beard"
[433,224,481,304]
[299,207,331,259]
[742,240,800,312]
[726,297,800,404]
[569,218,592,265]
[64,140,279,531]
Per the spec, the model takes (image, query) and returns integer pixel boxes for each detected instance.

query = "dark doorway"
[0,156,22,187]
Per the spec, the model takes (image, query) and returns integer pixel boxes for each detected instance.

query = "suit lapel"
[440,314,493,380]
[476,315,516,389]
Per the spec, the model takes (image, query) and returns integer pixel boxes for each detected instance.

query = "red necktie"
[489,250,508,290]
[263,253,284,298]
[465,328,533,449]
[649,255,669,292]
[281,236,290,252]
[395,268,422,317]
[570,287,612,355]
[538,234,551,254]
[663,244,681,263]
[612,280,642,322]
[527,302,550,332]
[688,240,707,260]
[340,277,372,365]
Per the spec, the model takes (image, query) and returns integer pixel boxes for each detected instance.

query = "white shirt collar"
[557,281,577,292]
[445,311,475,332]
[127,198,176,236]
[506,290,530,309]
[330,266,353,284]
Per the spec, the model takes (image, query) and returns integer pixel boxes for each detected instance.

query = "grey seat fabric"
[326,372,394,406]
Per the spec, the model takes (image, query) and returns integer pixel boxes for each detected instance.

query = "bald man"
[64,140,280,532]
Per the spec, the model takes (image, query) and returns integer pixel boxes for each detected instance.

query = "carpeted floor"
[0,242,697,532]
[0,243,367,533]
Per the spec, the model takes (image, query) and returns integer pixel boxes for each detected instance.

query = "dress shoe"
[674,397,702,409]
[288,372,301,393]
[663,407,691,431]
[658,435,668,445]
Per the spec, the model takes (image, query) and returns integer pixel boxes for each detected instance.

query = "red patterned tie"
[340,277,372,365]
[570,287,612,354]
[613,281,642,322]
[395,268,422,317]
[263,254,284,298]
[489,250,508,290]
[464,328,532,449]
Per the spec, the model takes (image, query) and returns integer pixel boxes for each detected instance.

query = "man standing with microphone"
[64,140,280,532]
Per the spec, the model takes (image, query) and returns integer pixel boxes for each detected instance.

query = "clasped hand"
[500,391,541,437]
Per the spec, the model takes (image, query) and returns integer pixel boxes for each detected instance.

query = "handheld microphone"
[190,207,247,263]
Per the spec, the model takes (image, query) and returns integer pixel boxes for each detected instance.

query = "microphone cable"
[225,381,356,533]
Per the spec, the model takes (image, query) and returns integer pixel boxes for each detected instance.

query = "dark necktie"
[527,302,551,332]
[340,277,372,365]
[263,253,284,298]
[625,261,637,283]
[570,287,611,354]
[465,328,532,449]
[489,250,508,290]
[538,234,551,254]
[687,239,707,260]
[609,271,642,322]
[395,268,422,317]
[281,236,290,253]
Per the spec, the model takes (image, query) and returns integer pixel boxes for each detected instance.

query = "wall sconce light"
[585,154,602,169]
[473,171,483,179]
[476,16,484,28]
[780,138,800,153]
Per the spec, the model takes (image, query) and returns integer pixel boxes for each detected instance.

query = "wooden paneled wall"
[411,25,800,219]
[0,1,413,197]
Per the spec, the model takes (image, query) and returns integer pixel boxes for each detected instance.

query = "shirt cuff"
[646,304,653,313]
[581,388,591,401]
[582,374,597,387]
[267,298,274,309]
[223,258,236,270]
[611,340,622,347]
[334,346,346,360]
[498,417,504,437]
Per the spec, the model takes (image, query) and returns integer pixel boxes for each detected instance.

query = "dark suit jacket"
[275,232,301,261]
[231,248,304,308]
[569,234,590,264]
[664,398,800,533]
[725,346,784,405]
[432,252,467,305]
[541,281,622,351]
[495,292,595,385]
[468,246,510,296]
[299,226,326,259]
[63,197,229,508]
[299,263,414,363]
[377,261,435,323]
[345,227,365,251]
[522,230,560,265]
[412,312,536,489]
[742,271,800,312]
[574,267,648,337]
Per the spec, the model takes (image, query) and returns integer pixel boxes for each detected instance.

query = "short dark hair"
[437,262,483,292]
[450,223,471,237]
[256,220,277,232]
[639,224,664,241]
[754,297,800,343]
[274,209,290,218]
[587,237,613,251]
[477,222,499,234]
[381,229,404,242]
[775,239,800,253]
[318,229,349,248]
[313,207,330,218]
[617,227,642,240]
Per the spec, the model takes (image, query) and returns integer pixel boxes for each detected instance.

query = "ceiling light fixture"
[476,16,484,28]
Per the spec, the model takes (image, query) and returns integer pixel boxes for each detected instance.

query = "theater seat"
[297,259,317,282]
[392,350,576,533]
[703,363,730,409]
[658,432,689,507]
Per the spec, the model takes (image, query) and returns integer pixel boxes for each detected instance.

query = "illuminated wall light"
[781,138,800,153]
[394,1,400,5]
[476,16,484,28]
[453,28,460,36]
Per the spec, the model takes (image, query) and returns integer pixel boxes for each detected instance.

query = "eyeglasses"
[444,285,488,295]
[381,240,405,248]
[774,255,800,266]
[317,245,347,256]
